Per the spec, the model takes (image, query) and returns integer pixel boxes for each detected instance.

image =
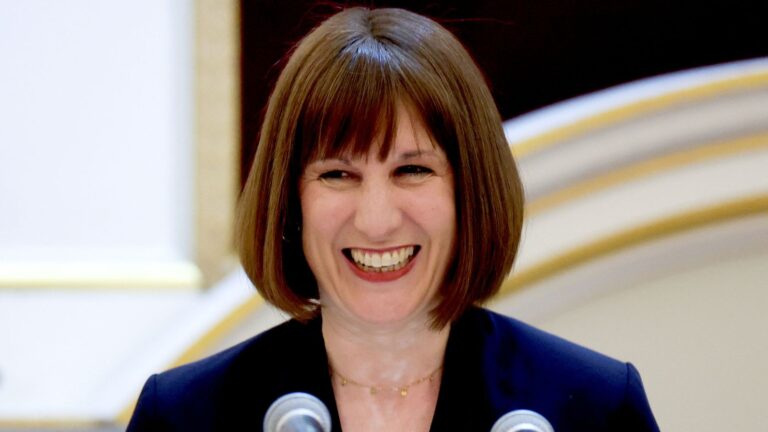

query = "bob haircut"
[236,7,524,328]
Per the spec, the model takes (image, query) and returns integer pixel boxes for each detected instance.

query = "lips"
[342,246,421,282]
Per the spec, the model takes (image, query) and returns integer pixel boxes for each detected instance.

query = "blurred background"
[1,0,766,430]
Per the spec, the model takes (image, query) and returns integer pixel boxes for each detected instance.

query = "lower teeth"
[356,260,406,273]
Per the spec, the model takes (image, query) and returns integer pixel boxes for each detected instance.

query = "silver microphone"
[491,409,555,432]
[263,392,332,432]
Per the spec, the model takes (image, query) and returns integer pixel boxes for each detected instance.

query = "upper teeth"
[351,246,415,268]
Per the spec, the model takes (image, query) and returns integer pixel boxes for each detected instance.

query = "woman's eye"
[318,170,353,181]
[395,165,433,177]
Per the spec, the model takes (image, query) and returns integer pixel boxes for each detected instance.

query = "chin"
[340,294,436,327]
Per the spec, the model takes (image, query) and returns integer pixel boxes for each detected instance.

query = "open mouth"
[342,246,420,273]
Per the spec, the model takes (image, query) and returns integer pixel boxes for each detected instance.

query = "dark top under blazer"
[127,307,660,431]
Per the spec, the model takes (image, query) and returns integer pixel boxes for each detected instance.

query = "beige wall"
[536,251,768,431]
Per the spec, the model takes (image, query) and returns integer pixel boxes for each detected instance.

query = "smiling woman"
[237,8,524,330]
[127,7,659,432]
[300,104,456,327]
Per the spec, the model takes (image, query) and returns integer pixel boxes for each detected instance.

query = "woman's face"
[299,107,455,326]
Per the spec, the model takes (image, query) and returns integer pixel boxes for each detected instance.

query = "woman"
[128,7,659,431]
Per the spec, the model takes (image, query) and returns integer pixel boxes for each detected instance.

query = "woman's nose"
[353,181,402,240]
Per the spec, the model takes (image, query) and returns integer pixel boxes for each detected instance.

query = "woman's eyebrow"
[312,157,352,165]
[399,150,441,161]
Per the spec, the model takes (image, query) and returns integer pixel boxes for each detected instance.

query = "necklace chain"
[329,364,443,397]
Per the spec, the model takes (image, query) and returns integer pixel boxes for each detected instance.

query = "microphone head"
[491,409,555,432]
[263,392,332,432]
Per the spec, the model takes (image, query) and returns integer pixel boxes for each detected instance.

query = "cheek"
[300,185,330,226]
[300,187,350,247]
[406,183,456,235]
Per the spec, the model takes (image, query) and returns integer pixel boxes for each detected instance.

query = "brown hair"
[236,7,524,328]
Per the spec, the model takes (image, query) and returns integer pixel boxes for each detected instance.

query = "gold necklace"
[329,364,443,397]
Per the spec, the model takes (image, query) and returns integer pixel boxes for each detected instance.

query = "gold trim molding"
[116,295,263,424]
[526,132,768,216]
[0,419,103,430]
[0,261,201,289]
[501,194,768,296]
[511,69,768,158]
[194,0,241,286]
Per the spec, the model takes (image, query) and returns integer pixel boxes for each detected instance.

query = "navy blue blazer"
[127,307,659,431]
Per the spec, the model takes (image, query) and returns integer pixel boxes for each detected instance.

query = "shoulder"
[126,318,317,431]
[489,308,626,372]
[458,307,627,380]
[451,308,659,431]
[154,317,307,401]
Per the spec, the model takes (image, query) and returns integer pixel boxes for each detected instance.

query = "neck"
[321,309,450,387]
